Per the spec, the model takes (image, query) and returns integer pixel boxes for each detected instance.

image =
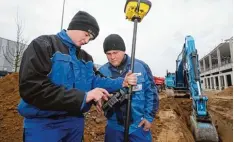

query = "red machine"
[153,76,165,92]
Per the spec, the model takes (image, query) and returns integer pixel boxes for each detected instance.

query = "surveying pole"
[123,0,152,141]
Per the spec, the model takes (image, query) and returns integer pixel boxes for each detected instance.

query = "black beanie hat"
[103,34,126,53]
[67,11,99,39]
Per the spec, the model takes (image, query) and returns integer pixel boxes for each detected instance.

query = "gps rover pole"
[123,0,152,141]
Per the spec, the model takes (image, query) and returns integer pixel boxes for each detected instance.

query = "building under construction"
[200,37,233,91]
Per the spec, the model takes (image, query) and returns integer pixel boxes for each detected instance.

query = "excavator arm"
[183,36,219,142]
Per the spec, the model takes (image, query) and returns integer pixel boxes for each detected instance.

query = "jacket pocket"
[49,52,74,90]
[73,60,93,92]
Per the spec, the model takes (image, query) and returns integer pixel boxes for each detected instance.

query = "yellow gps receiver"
[124,0,151,22]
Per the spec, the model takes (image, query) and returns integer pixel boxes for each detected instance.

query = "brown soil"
[0,73,23,142]
[0,73,232,142]
[215,87,233,97]
[152,96,195,142]
[206,87,233,142]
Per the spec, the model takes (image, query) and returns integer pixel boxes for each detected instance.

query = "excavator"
[166,36,219,142]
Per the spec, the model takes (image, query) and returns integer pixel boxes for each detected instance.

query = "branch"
[4,8,28,71]
[15,9,23,41]
[19,42,27,55]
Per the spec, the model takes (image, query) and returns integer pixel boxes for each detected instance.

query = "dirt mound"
[0,73,23,142]
[84,108,106,142]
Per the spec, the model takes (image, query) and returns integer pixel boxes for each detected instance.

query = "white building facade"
[200,37,233,90]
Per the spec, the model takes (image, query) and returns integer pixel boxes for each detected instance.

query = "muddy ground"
[0,73,233,142]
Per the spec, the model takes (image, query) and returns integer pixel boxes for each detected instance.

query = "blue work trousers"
[104,125,152,142]
[23,117,84,142]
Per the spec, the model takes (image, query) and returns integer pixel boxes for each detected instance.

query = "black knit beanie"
[103,34,126,53]
[67,11,99,39]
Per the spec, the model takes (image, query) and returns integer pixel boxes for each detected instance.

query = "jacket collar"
[57,30,81,53]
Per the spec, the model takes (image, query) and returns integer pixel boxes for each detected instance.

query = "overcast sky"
[0,0,233,76]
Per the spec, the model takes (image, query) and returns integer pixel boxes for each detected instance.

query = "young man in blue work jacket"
[18,11,137,142]
[99,34,159,142]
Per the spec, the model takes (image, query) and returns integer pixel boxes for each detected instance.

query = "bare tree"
[3,11,27,72]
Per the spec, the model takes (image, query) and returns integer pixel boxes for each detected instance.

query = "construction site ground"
[0,73,233,142]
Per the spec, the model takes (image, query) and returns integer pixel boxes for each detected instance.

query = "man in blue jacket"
[18,11,137,142]
[99,34,159,142]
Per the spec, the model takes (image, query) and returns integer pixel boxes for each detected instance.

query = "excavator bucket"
[190,111,219,142]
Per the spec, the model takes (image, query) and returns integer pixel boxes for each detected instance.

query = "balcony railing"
[200,58,233,73]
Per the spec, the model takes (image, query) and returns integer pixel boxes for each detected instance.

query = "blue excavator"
[165,71,175,89]
[166,36,219,142]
